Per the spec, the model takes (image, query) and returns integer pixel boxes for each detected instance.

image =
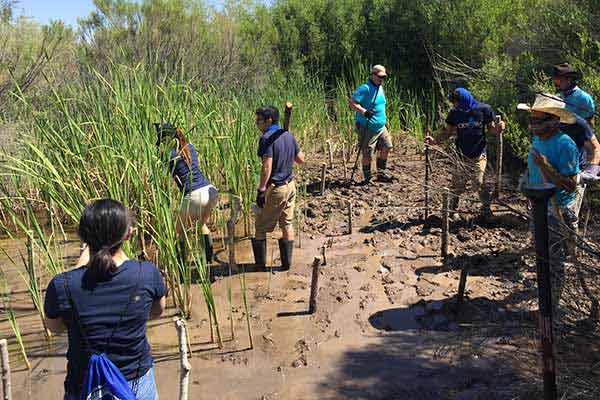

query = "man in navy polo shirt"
[426,88,505,219]
[252,105,305,271]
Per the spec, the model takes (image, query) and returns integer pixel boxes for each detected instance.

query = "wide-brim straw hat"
[517,93,576,124]
[371,64,387,77]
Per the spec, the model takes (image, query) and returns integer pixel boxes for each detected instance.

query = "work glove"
[581,165,600,183]
[363,109,374,120]
[256,189,266,208]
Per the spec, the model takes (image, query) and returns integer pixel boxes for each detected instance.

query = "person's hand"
[581,165,600,183]
[532,150,549,168]
[497,120,506,132]
[363,109,374,120]
[256,189,266,208]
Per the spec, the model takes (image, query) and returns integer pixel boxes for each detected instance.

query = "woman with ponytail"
[155,123,219,263]
[44,199,166,400]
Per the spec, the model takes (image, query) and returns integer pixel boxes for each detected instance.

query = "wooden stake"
[321,245,327,266]
[441,188,449,259]
[347,202,353,235]
[174,319,191,400]
[320,163,327,196]
[424,142,430,222]
[308,257,322,314]
[342,143,348,179]
[495,121,503,199]
[283,102,293,131]
[0,339,11,400]
[327,140,334,169]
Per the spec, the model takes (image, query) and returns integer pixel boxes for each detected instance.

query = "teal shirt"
[527,132,580,207]
[352,80,386,133]
[561,86,595,120]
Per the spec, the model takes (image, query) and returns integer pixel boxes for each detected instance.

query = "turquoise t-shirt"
[527,132,580,207]
[352,80,386,133]
[562,86,595,120]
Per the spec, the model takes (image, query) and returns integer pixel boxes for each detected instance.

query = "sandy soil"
[2,137,600,399]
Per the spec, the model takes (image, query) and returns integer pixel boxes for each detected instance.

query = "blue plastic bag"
[81,353,137,400]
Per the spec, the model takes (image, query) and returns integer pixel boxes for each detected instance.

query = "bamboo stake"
[342,143,348,179]
[495,118,503,199]
[26,233,51,339]
[327,140,334,169]
[424,142,430,222]
[227,195,241,341]
[441,188,449,259]
[308,257,322,314]
[320,163,327,196]
[347,202,353,235]
[0,339,11,400]
[321,245,327,266]
[174,319,191,400]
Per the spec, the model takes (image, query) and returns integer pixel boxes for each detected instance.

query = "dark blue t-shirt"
[446,102,495,159]
[560,114,594,168]
[44,260,166,396]
[258,124,300,185]
[170,143,211,194]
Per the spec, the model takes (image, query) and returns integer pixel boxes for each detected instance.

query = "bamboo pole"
[174,319,191,400]
[308,257,322,314]
[320,163,327,196]
[327,140,334,169]
[441,188,449,259]
[495,120,504,198]
[0,339,11,400]
[424,143,430,222]
[347,202,353,235]
[342,143,348,179]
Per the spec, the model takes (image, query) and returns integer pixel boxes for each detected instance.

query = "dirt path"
[3,138,600,399]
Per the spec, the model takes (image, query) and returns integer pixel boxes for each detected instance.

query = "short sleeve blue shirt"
[446,102,495,159]
[44,260,166,396]
[527,132,580,207]
[562,86,595,120]
[352,80,387,133]
[257,124,300,185]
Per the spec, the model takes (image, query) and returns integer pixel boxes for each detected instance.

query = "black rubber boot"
[251,238,266,268]
[201,234,214,263]
[362,165,372,184]
[278,238,294,271]
[376,158,393,182]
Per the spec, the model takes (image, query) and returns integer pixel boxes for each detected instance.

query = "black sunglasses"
[528,115,555,124]
[373,74,387,80]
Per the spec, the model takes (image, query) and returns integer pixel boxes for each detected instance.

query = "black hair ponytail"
[78,199,131,281]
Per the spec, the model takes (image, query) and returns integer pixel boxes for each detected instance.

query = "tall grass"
[0,62,429,350]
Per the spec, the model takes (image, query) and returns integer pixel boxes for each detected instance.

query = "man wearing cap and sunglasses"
[348,65,393,183]
[518,94,581,320]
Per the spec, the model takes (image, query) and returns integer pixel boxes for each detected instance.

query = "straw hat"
[517,93,576,124]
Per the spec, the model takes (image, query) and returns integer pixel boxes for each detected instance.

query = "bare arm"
[258,156,273,191]
[584,136,600,165]
[348,97,367,115]
[150,296,166,319]
[295,150,305,164]
[533,152,578,192]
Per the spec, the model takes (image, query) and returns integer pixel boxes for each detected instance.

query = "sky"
[15,0,233,27]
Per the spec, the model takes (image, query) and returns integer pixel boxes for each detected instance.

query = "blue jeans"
[64,367,158,400]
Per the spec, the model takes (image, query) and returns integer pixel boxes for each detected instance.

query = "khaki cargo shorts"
[255,180,296,240]
[356,124,393,155]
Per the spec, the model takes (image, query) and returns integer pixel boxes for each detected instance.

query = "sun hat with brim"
[517,93,576,124]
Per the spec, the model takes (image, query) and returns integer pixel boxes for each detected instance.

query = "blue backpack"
[65,264,142,400]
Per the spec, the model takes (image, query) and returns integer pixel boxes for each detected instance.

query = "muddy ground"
[2,136,600,399]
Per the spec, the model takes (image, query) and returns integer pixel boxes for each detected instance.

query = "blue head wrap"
[449,88,478,112]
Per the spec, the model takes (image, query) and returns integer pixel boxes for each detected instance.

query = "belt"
[270,178,293,187]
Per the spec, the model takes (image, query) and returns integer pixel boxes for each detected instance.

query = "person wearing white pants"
[156,123,219,263]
